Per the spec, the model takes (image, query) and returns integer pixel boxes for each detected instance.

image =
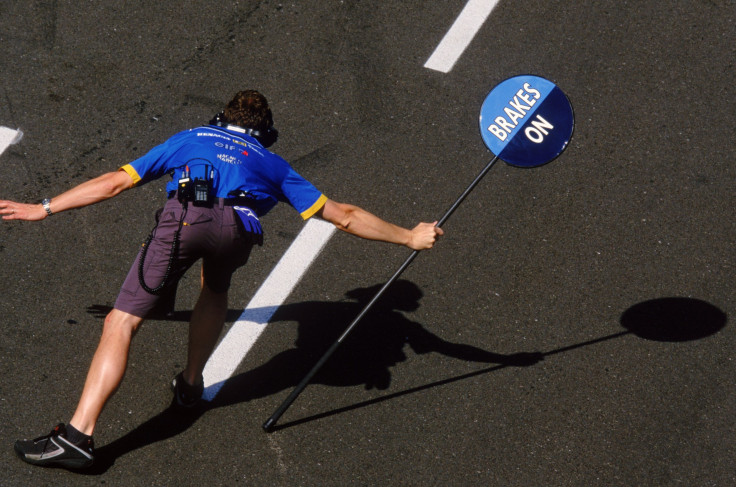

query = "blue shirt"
[120,125,327,219]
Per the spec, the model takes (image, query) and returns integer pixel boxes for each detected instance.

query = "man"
[0,90,442,470]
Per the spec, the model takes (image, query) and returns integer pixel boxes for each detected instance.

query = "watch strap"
[42,198,53,216]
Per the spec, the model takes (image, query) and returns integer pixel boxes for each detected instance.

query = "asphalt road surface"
[1,1,734,486]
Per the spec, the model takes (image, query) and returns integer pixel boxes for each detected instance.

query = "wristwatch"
[41,198,53,216]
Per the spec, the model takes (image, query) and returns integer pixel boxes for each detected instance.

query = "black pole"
[263,155,500,432]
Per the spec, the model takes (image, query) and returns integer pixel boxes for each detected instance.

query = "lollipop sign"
[479,75,574,167]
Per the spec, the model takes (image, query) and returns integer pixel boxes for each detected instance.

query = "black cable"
[138,203,188,295]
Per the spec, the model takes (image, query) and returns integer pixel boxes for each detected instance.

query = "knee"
[200,278,228,301]
[103,309,143,338]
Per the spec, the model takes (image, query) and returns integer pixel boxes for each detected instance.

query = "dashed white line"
[203,217,336,400]
[424,0,501,73]
[0,126,23,156]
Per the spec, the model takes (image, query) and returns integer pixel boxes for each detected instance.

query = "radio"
[178,165,214,207]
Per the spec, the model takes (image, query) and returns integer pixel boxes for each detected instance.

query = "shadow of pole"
[270,330,631,431]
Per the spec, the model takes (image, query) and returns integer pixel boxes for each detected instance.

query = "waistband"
[218,197,254,208]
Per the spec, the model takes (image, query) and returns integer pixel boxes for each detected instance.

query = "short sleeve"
[280,168,327,219]
[119,131,189,186]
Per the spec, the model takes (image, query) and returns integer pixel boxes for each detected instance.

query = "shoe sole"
[14,439,94,469]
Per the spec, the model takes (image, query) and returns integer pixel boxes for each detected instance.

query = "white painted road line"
[424,0,501,73]
[0,127,23,156]
[202,217,336,400]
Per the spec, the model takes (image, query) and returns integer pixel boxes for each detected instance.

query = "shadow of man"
[87,280,540,473]
[213,280,542,403]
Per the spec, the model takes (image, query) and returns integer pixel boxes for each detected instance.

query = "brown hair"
[222,90,273,132]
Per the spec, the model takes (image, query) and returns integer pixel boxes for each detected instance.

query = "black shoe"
[171,371,204,408]
[14,423,94,469]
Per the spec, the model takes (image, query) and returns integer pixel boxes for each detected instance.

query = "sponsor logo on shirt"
[215,139,250,157]
[197,132,232,141]
[217,153,242,164]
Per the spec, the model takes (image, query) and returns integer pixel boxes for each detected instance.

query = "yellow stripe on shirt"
[300,194,328,220]
[119,164,142,185]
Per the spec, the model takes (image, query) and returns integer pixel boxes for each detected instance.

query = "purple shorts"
[114,198,255,318]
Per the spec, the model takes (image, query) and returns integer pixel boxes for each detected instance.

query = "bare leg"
[69,309,143,436]
[181,268,228,386]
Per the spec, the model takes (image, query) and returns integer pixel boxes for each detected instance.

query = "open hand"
[0,200,46,221]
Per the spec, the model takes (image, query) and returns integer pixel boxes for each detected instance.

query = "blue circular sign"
[479,75,574,167]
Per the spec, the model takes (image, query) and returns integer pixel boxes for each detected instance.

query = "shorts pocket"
[184,207,214,225]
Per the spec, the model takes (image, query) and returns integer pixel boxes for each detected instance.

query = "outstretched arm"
[316,199,443,251]
[0,170,134,221]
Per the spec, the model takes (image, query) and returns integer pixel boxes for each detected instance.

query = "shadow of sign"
[619,297,727,342]
[274,297,727,430]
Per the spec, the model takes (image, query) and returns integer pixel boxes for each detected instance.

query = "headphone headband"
[208,112,279,148]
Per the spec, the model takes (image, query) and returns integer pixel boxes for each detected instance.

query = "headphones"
[208,111,279,148]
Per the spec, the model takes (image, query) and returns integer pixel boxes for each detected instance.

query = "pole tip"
[262,418,276,433]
